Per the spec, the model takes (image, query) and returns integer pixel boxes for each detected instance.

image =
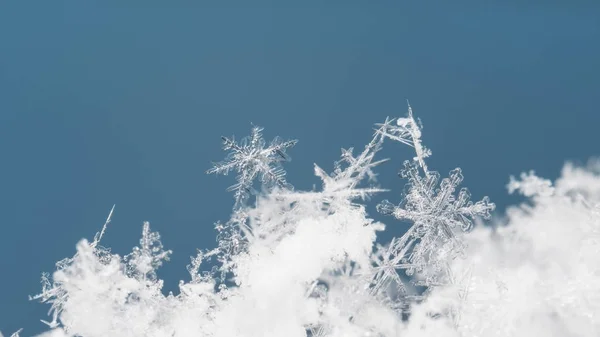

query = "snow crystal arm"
[334,126,389,185]
[374,102,431,174]
[9,329,22,337]
[291,129,390,207]
[91,204,115,248]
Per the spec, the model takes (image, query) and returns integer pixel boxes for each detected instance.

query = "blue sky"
[1,3,599,335]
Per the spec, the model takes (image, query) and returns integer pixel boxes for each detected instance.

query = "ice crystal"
[207,125,298,208]
[204,127,297,284]
[374,102,431,173]
[3,329,23,337]
[277,120,392,216]
[208,213,249,284]
[373,105,495,305]
[377,162,495,287]
[29,206,117,330]
[124,222,172,282]
[369,238,408,297]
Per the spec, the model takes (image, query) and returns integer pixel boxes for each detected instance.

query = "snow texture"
[11,105,599,337]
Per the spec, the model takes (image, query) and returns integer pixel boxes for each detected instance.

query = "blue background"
[1,2,599,335]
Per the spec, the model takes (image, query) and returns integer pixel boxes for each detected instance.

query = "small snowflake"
[207,126,297,208]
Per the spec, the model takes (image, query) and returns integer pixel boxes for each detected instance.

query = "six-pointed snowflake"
[369,104,495,304]
[207,126,298,208]
[376,159,495,287]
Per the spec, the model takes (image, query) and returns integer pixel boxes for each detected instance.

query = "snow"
[19,106,600,337]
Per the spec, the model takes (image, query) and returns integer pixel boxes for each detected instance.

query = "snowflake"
[207,125,298,208]
[371,104,495,302]
[377,160,495,285]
